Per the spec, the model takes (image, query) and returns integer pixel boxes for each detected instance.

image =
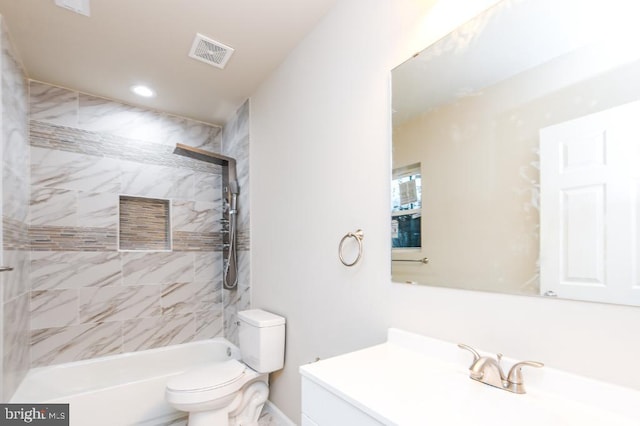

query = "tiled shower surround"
[1,17,30,400]
[0,18,252,403]
[26,81,251,369]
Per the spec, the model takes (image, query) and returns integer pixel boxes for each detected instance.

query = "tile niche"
[119,195,171,251]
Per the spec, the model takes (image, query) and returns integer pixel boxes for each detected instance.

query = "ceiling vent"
[54,0,90,16]
[189,33,234,69]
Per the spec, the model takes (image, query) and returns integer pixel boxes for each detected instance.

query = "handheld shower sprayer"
[227,180,239,214]
[224,181,239,290]
[228,180,239,195]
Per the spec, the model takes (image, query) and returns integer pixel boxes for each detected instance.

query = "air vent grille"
[189,33,234,69]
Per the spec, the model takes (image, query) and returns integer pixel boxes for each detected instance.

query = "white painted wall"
[250,0,640,422]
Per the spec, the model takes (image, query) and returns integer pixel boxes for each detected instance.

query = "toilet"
[165,309,286,426]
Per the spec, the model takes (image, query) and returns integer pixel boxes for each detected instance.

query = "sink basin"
[299,329,640,425]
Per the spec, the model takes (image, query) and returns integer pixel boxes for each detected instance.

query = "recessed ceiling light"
[131,85,155,98]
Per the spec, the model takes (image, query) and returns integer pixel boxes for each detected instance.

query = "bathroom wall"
[1,16,30,401]
[250,0,640,421]
[27,81,244,367]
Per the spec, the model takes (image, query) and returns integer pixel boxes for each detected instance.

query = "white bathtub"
[11,338,240,426]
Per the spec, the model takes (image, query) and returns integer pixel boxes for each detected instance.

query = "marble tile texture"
[224,250,250,345]
[29,81,222,150]
[31,146,121,193]
[25,81,249,370]
[29,81,78,127]
[121,252,194,286]
[31,322,122,367]
[2,16,31,401]
[30,251,121,290]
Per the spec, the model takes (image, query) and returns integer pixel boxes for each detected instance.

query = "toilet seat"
[167,359,246,393]
[166,359,265,408]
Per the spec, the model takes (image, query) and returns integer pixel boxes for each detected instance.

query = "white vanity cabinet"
[299,329,640,426]
[301,376,383,426]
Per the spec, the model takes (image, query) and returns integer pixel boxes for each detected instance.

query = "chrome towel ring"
[339,229,364,267]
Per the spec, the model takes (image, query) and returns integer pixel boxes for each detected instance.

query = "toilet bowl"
[166,359,268,426]
[165,309,285,426]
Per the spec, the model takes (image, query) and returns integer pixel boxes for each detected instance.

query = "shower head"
[173,143,239,194]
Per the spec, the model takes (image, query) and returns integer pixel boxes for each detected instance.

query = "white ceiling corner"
[0,0,338,125]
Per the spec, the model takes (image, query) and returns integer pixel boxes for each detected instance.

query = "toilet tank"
[238,309,286,373]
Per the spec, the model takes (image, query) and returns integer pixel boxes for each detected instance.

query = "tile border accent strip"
[3,217,29,249]
[30,226,118,251]
[172,231,220,252]
[30,120,222,174]
[28,226,238,252]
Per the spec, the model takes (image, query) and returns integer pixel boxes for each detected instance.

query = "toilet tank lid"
[238,309,285,327]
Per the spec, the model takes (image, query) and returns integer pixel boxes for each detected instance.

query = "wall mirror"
[391,0,640,306]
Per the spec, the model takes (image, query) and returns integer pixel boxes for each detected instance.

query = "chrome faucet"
[458,343,543,394]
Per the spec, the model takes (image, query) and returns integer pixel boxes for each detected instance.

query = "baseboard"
[264,400,297,426]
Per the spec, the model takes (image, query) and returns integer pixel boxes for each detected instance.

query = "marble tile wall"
[27,81,249,367]
[1,17,30,401]
[29,82,222,150]
[221,100,251,345]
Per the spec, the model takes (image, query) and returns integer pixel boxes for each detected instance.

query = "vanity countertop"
[299,329,640,425]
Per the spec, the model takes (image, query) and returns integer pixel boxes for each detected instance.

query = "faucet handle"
[506,360,544,392]
[457,343,480,368]
[507,360,544,383]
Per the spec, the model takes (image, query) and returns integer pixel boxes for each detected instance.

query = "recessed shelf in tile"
[119,196,171,251]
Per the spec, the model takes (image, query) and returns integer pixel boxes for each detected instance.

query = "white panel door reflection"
[540,100,640,305]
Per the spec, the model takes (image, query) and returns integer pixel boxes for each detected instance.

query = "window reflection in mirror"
[391,163,422,249]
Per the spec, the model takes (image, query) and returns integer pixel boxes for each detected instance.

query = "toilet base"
[180,379,269,426]
[229,380,269,426]
[188,408,229,426]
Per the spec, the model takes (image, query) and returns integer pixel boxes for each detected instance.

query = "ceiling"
[0,0,338,125]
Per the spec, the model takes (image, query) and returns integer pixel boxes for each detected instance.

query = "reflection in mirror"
[391,163,422,250]
[391,0,640,306]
